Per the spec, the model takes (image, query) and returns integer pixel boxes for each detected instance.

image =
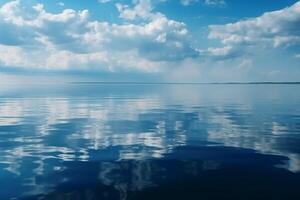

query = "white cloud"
[180,0,226,6]
[180,0,199,6]
[98,0,112,3]
[57,2,65,7]
[209,1,300,50]
[116,0,155,20]
[206,46,236,58]
[204,0,226,6]
[0,45,33,67]
[1,0,298,81]
[0,0,198,72]
[198,45,242,60]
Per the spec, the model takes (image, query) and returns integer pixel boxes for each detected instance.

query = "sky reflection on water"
[0,84,300,200]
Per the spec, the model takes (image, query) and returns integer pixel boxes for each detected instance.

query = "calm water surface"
[0,84,300,200]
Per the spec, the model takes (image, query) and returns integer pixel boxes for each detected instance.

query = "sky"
[0,0,300,83]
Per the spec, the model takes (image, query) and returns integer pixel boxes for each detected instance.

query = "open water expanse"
[0,84,299,200]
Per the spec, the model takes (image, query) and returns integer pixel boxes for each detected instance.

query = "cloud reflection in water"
[0,84,299,199]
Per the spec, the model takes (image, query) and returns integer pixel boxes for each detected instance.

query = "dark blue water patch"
[0,124,35,133]
[19,145,299,200]
[275,137,300,154]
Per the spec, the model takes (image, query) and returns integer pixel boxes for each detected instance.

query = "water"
[0,84,299,200]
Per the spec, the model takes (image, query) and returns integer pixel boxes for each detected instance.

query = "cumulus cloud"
[0,0,198,72]
[203,46,242,60]
[0,0,299,82]
[208,1,300,57]
[116,0,155,20]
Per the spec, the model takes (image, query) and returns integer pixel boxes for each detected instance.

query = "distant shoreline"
[70,82,300,85]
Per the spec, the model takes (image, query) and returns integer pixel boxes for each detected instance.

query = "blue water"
[0,84,300,200]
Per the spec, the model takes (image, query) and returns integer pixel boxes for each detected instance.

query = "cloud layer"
[0,0,197,72]
[0,0,299,82]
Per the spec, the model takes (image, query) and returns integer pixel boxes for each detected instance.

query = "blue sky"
[0,0,299,83]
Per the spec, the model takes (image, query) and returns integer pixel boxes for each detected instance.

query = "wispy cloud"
[180,0,199,6]
[204,0,226,6]
[180,0,226,6]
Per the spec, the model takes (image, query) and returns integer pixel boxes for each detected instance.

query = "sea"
[0,83,299,200]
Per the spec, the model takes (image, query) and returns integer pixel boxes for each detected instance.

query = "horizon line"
[70,81,300,85]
